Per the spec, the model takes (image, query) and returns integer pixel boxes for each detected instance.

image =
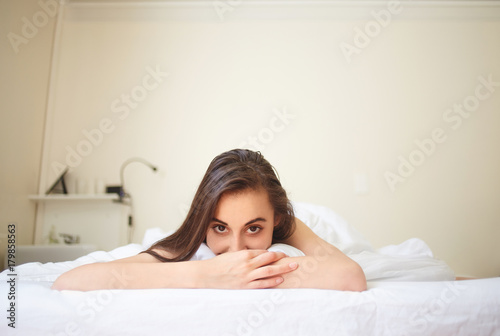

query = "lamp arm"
[119,157,158,197]
[117,157,157,243]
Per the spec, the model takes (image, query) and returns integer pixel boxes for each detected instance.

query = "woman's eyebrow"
[245,217,266,226]
[211,218,228,225]
[211,217,266,226]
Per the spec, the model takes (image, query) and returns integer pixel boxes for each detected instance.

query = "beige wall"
[3,1,500,278]
[0,0,56,268]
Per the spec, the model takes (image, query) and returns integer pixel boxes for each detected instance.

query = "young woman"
[52,149,366,291]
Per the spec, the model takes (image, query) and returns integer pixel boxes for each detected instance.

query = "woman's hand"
[200,250,298,289]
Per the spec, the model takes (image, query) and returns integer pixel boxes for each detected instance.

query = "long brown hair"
[142,149,295,262]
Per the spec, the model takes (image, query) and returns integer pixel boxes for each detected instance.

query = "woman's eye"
[214,225,226,233]
[247,226,261,234]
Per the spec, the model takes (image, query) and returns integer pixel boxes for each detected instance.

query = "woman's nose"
[228,236,246,252]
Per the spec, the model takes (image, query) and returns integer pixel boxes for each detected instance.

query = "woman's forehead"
[215,188,273,218]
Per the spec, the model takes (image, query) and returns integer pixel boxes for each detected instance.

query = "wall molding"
[63,0,500,21]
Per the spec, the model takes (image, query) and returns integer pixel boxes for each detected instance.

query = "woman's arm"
[51,253,202,291]
[277,218,367,291]
[51,249,297,291]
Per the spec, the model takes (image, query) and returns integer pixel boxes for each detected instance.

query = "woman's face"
[206,188,276,255]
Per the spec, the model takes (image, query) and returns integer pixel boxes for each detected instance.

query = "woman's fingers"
[242,251,298,287]
[249,259,298,282]
[239,250,298,284]
[246,276,285,289]
[205,250,298,289]
[247,250,288,268]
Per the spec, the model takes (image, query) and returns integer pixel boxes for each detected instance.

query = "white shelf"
[29,194,120,201]
[31,195,129,250]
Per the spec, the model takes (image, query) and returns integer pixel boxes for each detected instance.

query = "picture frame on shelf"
[45,167,69,195]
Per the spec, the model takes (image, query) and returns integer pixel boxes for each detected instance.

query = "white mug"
[95,179,106,194]
[76,178,88,194]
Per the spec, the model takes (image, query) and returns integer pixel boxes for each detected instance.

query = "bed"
[2,202,499,335]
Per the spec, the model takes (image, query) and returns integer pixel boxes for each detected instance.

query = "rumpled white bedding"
[1,202,498,335]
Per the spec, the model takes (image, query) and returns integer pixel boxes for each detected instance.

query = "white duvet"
[1,202,499,335]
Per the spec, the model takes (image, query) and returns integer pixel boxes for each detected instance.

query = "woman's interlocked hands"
[202,250,298,289]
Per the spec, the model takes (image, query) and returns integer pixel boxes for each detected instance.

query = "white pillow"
[141,227,174,249]
[267,243,305,257]
[292,201,374,254]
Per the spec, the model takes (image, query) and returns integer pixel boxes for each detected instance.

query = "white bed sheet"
[1,202,498,335]
[1,274,499,336]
